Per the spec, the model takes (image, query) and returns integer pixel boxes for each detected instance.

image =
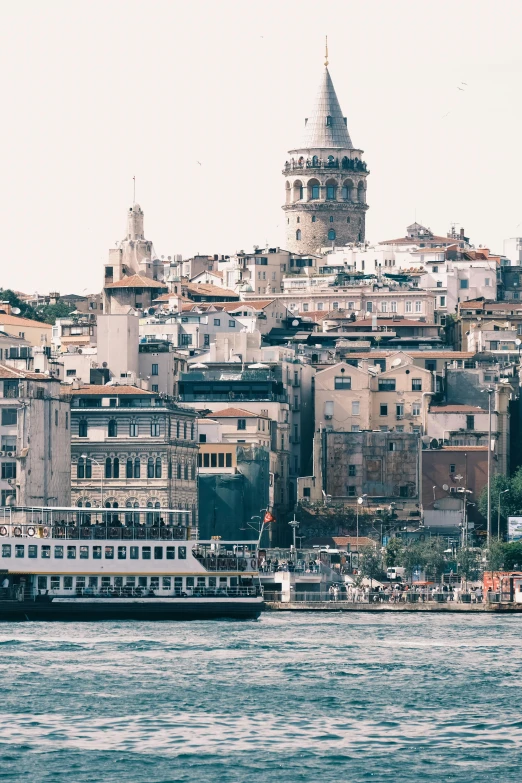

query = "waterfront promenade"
[266,600,522,612]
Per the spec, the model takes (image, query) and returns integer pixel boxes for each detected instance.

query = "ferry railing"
[30,585,263,600]
[0,524,189,541]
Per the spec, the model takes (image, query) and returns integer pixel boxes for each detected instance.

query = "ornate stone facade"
[283,65,369,254]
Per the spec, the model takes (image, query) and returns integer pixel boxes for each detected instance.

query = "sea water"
[0,613,519,782]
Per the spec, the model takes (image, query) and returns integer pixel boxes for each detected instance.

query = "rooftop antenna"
[324,35,329,67]
[133,176,136,205]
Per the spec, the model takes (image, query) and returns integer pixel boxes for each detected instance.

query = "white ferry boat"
[0,506,264,621]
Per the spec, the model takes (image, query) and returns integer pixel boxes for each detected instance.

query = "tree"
[0,289,43,322]
[457,547,482,587]
[478,469,522,538]
[486,541,522,571]
[422,538,447,582]
[385,536,404,567]
[36,301,76,325]
[359,545,384,588]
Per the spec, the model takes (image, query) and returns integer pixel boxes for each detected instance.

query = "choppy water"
[0,614,520,782]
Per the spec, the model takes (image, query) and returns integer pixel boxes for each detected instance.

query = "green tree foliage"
[478,469,522,529]
[457,547,482,583]
[385,537,404,567]
[359,545,385,585]
[0,289,43,322]
[486,540,522,571]
[35,301,76,325]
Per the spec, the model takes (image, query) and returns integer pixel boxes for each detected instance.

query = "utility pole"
[486,388,494,547]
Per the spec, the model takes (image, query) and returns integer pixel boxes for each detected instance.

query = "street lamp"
[482,387,495,547]
[80,453,103,510]
[288,513,299,561]
[498,489,509,541]
[356,494,367,564]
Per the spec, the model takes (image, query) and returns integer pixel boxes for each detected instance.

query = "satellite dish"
[516,339,521,346]
[148,307,155,315]
[357,496,365,505]
[11,308,21,315]
[391,357,402,367]
[102,362,108,368]
[442,484,449,491]
[292,319,300,327]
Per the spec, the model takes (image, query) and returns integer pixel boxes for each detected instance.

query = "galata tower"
[283,43,369,254]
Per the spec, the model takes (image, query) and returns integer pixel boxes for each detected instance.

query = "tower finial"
[324,35,328,67]
[133,175,136,205]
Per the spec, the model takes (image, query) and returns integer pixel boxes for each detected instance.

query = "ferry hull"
[0,597,264,622]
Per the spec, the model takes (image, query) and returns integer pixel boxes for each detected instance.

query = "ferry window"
[209,577,217,587]
[50,576,60,590]
[41,545,50,558]
[118,546,126,560]
[219,577,227,586]
[89,577,98,589]
[142,546,151,560]
[178,546,186,560]
[67,546,76,559]
[104,546,114,559]
[174,577,182,594]
[101,577,111,588]
[150,577,159,590]
[1,544,11,557]
[154,546,163,560]
[37,576,47,590]
[138,577,147,587]
[230,577,238,587]
[166,546,175,560]
[14,545,24,558]
[197,577,206,587]
[130,546,139,560]
[126,577,136,587]
[28,545,37,558]
[80,546,89,559]
[114,577,123,588]
[93,546,102,559]
[63,577,73,590]
[76,577,86,590]
[162,577,171,590]
[186,577,194,587]
[226,453,232,467]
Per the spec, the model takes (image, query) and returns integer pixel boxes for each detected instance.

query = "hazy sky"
[2,0,522,294]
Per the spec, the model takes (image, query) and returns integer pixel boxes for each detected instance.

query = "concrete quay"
[265,601,522,613]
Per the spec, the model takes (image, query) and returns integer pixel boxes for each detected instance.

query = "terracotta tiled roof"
[182,300,277,313]
[333,536,377,549]
[104,274,166,289]
[0,364,55,380]
[70,385,155,395]
[0,315,51,329]
[186,283,239,298]
[204,407,269,419]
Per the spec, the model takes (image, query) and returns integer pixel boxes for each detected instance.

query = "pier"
[265,601,522,613]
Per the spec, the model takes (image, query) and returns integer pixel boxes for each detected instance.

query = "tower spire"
[324,35,328,67]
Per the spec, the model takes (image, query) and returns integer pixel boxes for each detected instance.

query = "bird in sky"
[196,161,202,166]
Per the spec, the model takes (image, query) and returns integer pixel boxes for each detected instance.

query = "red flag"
[264,511,275,525]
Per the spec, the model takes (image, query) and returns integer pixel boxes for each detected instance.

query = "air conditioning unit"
[456,487,465,493]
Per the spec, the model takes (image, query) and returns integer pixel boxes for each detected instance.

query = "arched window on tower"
[311,215,316,222]
[296,230,301,241]
[328,229,336,241]
[326,117,332,127]
[330,216,334,223]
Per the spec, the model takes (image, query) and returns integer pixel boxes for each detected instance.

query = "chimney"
[460,228,465,239]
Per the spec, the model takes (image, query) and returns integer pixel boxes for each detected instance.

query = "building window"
[439,296,446,307]
[328,229,336,241]
[312,215,316,222]
[334,376,351,389]
[129,421,138,437]
[311,185,320,199]
[352,400,360,415]
[155,457,162,478]
[378,379,396,391]
[317,302,324,311]
[237,419,246,430]
[147,457,155,478]
[380,404,388,416]
[460,279,469,289]
[466,415,475,430]
[381,301,388,313]
[347,486,356,497]
[351,425,360,432]
[348,465,356,476]
[126,459,133,478]
[78,420,88,437]
[411,379,422,391]
[1,462,16,480]
[151,364,159,376]
[213,319,221,326]
[302,303,309,312]
[108,420,117,437]
[177,463,181,479]
[412,403,421,416]
[228,320,235,328]
[332,302,339,309]
[1,409,17,426]
[399,486,409,498]
[105,457,112,479]
[450,464,456,473]
[485,278,490,287]
[326,185,336,200]
[405,301,412,313]
[134,458,141,479]
[151,421,160,437]
[415,301,422,313]
[389,442,397,452]
[296,230,301,241]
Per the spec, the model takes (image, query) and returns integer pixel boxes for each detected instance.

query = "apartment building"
[70,385,198,525]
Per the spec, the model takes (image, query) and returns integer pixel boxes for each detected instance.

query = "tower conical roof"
[301,67,353,149]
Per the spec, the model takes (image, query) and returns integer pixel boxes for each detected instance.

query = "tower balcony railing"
[283,159,368,174]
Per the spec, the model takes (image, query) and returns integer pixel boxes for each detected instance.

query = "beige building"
[315,355,433,435]
[0,314,52,348]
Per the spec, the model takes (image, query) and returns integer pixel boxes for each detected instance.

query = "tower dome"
[282,46,369,254]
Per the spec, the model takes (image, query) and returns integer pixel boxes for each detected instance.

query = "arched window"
[113,458,119,479]
[184,463,189,480]
[312,155,318,166]
[184,422,187,439]
[357,182,365,203]
[342,180,353,201]
[168,459,172,479]
[191,463,196,480]
[77,458,85,479]
[146,500,153,525]
[134,458,141,479]
[105,457,113,479]
[147,457,155,478]
[108,419,117,438]
[296,230,301,241]
[326,117,332,127]
[77,500,82,508]
[78,420,88,438]
[312,215,316,223]
[330,216,334,223]
[325,179,337,200]
[129,421,138,437]
[177,463,182,480]
[155,457,162,478]
[126,459,133,478]
[328,229,336,241]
